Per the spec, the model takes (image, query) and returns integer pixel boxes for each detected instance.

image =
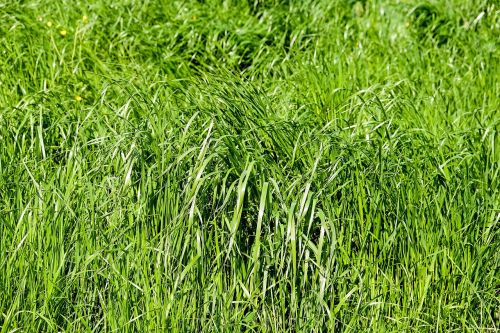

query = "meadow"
[0,0,499,331]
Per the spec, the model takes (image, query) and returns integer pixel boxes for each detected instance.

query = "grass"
[0,0,499,331]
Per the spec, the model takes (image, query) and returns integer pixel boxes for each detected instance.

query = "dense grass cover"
[1,0,499,331]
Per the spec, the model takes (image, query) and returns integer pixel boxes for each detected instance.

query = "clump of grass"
[0,0,498,332]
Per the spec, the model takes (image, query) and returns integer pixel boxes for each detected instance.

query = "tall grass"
[0,0,498,331]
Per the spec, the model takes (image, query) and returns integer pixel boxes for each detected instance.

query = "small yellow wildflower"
[82,15,88,23]
[60,30,67,37]
[353,2,364,17]
[47,21,53,27]
[37,16,43,22]
[192,16,197,21]
[75,95,83,102]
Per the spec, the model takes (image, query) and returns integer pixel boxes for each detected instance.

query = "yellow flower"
[47,21,53,27]
[353,2,364,17]
[82,15,88,23]
[75,95,83,102]
[60,30,67,37]
[37,16,43,22]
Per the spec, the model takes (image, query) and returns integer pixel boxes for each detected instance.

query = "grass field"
[0,0,499,331]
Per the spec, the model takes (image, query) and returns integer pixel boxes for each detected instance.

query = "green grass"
[0,0,499,331]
